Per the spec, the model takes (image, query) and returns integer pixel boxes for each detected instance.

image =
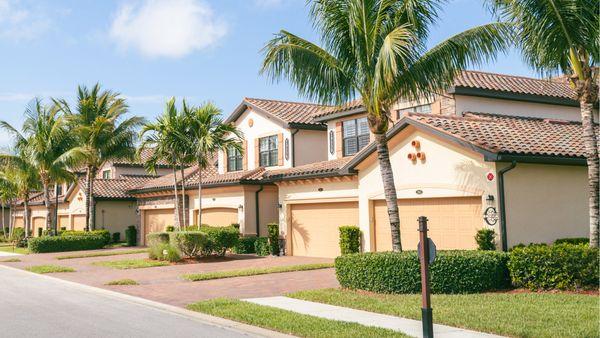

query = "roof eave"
[449,86,579,107]
[313,107,367,122]
[495,153,587,166]
[287,122,327,131]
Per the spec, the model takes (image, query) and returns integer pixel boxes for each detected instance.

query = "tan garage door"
[72,215,86,231]
[14,217,24,229]
[290,201,359,258]
[32,217,45,237]
[197,208,238,227]
[374,196,482,251]
[58,215,70,230]
[144,209,174,237]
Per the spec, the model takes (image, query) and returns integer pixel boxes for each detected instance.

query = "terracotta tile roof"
[265,157,354,180]
[232,98,329,126]
[112,148,171,167]
[92,175,159,199]
[316,70,576,119]
[408,112,589,158]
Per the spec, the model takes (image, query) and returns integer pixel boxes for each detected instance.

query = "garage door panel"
[33,217,45,237]
[72,215,86,231]
[291,202,358,258]
[199,208,237,227]
[14,217,24,229]
[374,196,482,251]
[144,209,174,236]
[58,215,70,230]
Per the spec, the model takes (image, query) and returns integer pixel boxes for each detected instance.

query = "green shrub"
[475,229,496,251]
[267,223,279,256]
[61,230,111,246]
[254,237,269,256]
[146,232,170,246]
[173,231,207,258]
[508,243,599,290]
[10,227,25,243]
[112,232,120,243]
[28,235,107,253]
[149,242,181,262]
[554,237,588,245]
[125,225,137,246]
[199,226,239,256]
[339,226,360,255]
[335,250,510,294]
[165,225,175,232]
[233,236,257,254]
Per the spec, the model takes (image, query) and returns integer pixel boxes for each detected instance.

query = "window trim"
[226,146,243,172]
[258,135,279,167]
[101,170,111,179]
[342,117,369,157]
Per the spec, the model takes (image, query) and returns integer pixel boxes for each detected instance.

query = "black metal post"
[418,216,434,338]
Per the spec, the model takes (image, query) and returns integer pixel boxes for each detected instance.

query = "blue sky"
[0,0,535,147]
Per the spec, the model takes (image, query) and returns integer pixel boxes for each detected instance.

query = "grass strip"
[92,258,168,270]
[289,288,599,338]
[105,279,139,286]
[56,249,147,260]
[187,298,407,338]
[25,265,75,274]
[0,258,21,262]
[0,246,28,254]
[182,263,333,281]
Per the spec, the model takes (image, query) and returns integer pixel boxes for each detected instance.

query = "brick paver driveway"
[1,248,338,307]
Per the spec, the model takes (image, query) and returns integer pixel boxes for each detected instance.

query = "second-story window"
[102,170,111,179]
[342,117,369,156]
[397,104,432,119]
[227,146,243,172]
[259,135,278,167]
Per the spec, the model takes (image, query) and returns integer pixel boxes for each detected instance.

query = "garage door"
[144,209,174,237]
[14,217,24,229]
[374,196,482,251]
[72,215,86,231]
[58,215,70,231]
[290,202,359,258]
[198,208,238,227]
[32,217,45,237]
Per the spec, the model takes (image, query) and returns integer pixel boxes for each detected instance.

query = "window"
[342,117,369,156]
[102,170,111,179]
[259,135,278,167]
[227,146,243,172]
[397,104,432,119]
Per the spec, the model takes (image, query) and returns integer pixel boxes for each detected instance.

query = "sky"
[0,0,536,147]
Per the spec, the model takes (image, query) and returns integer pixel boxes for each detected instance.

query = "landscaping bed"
[182,263,333,281]
[289,288,599,338]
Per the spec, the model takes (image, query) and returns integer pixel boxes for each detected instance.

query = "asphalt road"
[0,265,276,338]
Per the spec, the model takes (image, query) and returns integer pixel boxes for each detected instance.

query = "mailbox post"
[418,216,434,338]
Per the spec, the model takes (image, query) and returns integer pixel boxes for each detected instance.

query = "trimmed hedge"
[199,226,239,256]
[335,250,510,294]
[339,226,360,255]
[254,237,269,256]
[233,236,258,254]
[173,231,207,257]
[112,232,120,243]
[508,243,599,290]
[61,230,111,246]
[554,237,588,245]
[125,226,137,246]
[475,229,496,251]
[149,242,181,262]
[267,223,279,256]
[146,232,170,246]
[28,234,106,253]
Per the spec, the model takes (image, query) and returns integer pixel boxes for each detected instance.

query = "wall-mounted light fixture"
[238,204,244,211]
[278,203,282,209]
[486,195,495,202]
[318,187,324,192]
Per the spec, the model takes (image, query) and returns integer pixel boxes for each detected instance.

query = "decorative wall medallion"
[483,206,498,226]
[285,138,290,160]
[248,118,254,127]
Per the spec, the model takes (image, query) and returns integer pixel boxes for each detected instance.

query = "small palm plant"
[261,0,511,251]
[487,0,599,246]
[55,84,143,231]
[186,102,242,226]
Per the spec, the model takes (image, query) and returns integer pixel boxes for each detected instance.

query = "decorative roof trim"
[449,86,579,107]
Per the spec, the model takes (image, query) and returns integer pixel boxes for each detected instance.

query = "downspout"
[498,161,517,252]
[291,129,300,167]
[255,185,264,236]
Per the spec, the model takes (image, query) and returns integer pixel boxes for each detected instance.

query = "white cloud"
[0,0,52,41]
[109,0,227,58]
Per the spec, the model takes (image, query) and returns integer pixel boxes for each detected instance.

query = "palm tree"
[139,98,187,229]
[487,0,599,247]
[0,148,40,237]
[55,84,143,231]
[261,0,511,251]
[186,102,242,226]
[0,99,73,233]
[0,177,17,238]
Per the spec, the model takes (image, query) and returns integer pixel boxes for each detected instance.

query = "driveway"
[2,248,339,307]
[0,265,287,338]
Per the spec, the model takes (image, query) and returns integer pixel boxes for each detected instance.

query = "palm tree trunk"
[180,164,187,228]
[84,167,92,231]
[89,169,97,231]
[197,163,203,227]
[580,100,599,247]
[171,161,181,230]
[23,195,30,237]
[1,200,5,239]
[374,133,402,252]
[42,179,52,233]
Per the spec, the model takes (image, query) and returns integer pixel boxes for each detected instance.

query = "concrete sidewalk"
[244,296,505,338]
[0,251,22,256]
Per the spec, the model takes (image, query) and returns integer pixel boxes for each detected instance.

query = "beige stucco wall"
[293,129,327,166]
[454,95,597,121]
[502,163,588,247]
[95,200,138,237]
[243,185,279,237]
[357,127,498,251]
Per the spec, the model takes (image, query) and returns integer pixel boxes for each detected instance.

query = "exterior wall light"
[238,204,244,211]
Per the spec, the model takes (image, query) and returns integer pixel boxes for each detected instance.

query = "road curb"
[0,265,294,338]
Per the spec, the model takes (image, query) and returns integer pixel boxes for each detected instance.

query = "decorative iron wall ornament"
[329,130,335,155]
[284,138,290,161]
[483,206,499,226]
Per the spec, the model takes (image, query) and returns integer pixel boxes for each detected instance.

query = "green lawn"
[0,245,28,255]
[0,258,21,262]
[56,249,147,260]
[290,288,599,338]
[187,298,407,338]
[182,263,333,281]
[105,278,139,286]
[92,259,168,269]
[25,265,75,274]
